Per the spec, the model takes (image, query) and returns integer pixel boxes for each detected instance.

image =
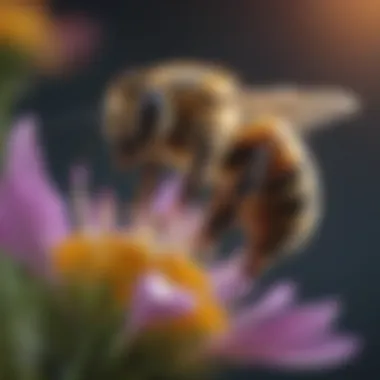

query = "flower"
[0,115,69,275]
[0,2,101,73]
[0,115,361,374]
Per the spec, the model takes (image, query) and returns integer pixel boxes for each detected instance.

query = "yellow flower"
[0,2,100,72]
[0,4,61,68]
[53,232,228,338]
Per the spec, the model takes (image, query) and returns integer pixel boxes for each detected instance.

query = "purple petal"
[92,189,117,231]
[261,335,361,370]
[150,177,182,216]
[4,115,45,180]
[209,252,253,304]
[162,206,203,250]
[234,281,298,328]
[69,166,92,230]
[207,281,297,356]
[71,184,117,233]
[227,300,340,350]
[226,335,361,371]
[210,283,362,371]
[147,176,204,250]
[0,116,69,274]
[70,165,89,189]
[128,273,196,334]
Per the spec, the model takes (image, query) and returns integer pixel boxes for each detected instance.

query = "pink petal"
[150,177,182,217]
[147,176,204,250]
[0,116,69,274]
[54,14,102,71]
[128,273,195,334]
[209,252,253,304]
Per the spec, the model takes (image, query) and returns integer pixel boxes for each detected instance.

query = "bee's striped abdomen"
[239,119,322,274]
[245,168,307,256]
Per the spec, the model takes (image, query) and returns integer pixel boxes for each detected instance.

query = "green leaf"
[42,279,127,380]
[0,252,44,380]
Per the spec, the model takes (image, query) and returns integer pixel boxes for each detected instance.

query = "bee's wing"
[239,86,361,133]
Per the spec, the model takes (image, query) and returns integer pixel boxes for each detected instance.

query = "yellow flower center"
[0,5,60,69]
[52,233,228,337]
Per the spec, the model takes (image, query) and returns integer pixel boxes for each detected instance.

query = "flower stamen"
[69,166,92,232]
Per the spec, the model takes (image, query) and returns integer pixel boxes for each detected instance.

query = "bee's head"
[163,75,241,156]
[103,78,171,169]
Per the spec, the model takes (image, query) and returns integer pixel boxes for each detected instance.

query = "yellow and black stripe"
[201,116,322,276]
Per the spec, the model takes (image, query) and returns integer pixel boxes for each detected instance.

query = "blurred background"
[16,0,380,378]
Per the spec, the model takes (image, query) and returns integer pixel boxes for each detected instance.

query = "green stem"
[60,339,94,380]
[0,77,27,169]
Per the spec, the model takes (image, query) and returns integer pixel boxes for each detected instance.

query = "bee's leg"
[242,247,273,278]
[240,208,274,278]
[196,190,238,263]
[132,160,161,217]
[242,211,295,278]
[195,146,268,262]
[179,132,240,261]
[178,132,214,206]
[238,145,274,277]
[238,144,271,197]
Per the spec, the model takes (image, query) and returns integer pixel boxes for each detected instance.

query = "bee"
[102,59,242,207]
[103,59,360,276]
[196,86,360,275]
